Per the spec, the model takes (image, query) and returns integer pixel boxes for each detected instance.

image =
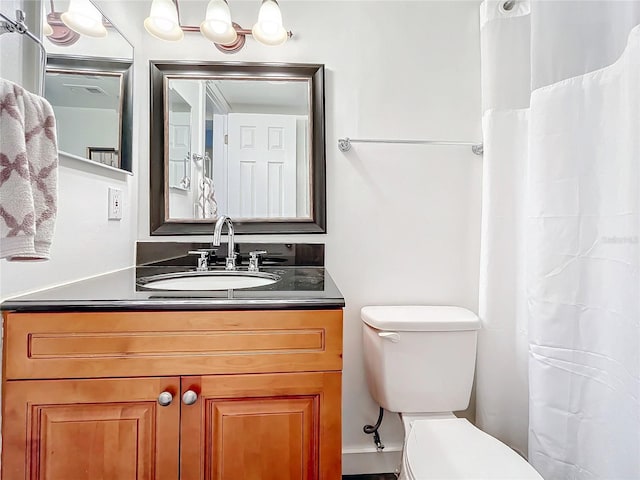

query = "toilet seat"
[404,418,543,480]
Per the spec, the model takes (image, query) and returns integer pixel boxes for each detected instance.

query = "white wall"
[0,1,138,300]
[126,0,483,473]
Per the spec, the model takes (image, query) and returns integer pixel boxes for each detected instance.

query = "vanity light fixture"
[200,0,237,45]
[60,0,107,38]
[143,0,292,54]
[144,0,184,42]
[44,0,108,45]
[252,0,288,46]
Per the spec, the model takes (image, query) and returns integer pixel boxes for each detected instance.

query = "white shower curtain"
[477,2,640,479]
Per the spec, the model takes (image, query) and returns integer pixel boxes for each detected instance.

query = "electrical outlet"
[108,187,123,220]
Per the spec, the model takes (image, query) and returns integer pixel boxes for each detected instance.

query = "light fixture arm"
[181,24,292,37]
[180,22,292,53]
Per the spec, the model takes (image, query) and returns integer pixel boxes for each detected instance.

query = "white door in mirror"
[226,113,297,218]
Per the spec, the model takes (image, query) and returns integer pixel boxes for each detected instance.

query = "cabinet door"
[2,377,180,480]
[180,372,341,480]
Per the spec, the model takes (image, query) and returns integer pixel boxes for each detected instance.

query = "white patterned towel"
[198,175,218,219]
[0,78,58,261]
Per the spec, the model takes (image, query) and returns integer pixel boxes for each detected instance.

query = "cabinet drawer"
[3,310,343,380]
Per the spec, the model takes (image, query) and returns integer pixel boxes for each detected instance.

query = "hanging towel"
[198,175,218,219]
[0,78,58,261]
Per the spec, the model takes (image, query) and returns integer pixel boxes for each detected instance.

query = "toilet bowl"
[400,414,541,480]
[361,306,542,480]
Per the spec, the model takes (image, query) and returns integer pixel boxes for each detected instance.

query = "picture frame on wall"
[87,147,119,167]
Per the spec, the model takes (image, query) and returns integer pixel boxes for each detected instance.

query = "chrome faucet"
[212,215,236,270]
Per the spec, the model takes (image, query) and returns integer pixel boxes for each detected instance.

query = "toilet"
[361,305,543,480]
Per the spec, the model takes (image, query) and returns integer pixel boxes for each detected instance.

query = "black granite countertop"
[1,266,345,312]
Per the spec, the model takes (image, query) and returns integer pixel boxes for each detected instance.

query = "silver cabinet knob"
[157,391,173,406]
[182,390,198,405]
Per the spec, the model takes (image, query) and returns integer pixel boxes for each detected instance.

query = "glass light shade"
[60,0,107,38]
[144,0,184,41]
[251,0,287,46]
[43,19,54,36]
[200,0,237,45]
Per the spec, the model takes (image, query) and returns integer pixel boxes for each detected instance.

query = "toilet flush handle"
[378,332,400,343]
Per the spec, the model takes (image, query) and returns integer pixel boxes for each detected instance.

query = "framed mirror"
[43,0,134,173]
[150,61,326,235]
[45,55,132,171]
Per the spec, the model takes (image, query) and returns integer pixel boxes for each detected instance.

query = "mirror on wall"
[150,62,326,235]
[43,1,134,172]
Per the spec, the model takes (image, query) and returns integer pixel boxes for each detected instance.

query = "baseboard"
[342,445,403,475]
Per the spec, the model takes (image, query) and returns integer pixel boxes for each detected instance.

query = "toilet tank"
[361,306,480,414]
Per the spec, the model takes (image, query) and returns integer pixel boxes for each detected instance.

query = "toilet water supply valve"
[363,407,385,451]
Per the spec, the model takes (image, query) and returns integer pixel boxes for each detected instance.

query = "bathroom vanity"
[1,256,344,480]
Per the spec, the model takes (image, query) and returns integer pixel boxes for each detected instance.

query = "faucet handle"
[248,250,267,272]
[188,250,209,256]
[193,248,217,254]
[188,249,217,256]
[188,250,213,271]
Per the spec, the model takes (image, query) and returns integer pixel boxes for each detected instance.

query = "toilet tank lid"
[361,306,480,332]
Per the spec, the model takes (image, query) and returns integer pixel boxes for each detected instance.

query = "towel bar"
[338,137,483,155]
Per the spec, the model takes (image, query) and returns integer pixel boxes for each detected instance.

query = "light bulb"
[61,0,107,38]
[144,0,184,41]
[252,0,287,46]
[200,0,237,45]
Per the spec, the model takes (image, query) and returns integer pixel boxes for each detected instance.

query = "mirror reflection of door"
[227,113,297,218]
[168,89,191,188]
[166,77,311,222]
[167,88,193,219]
[168,80,217,220]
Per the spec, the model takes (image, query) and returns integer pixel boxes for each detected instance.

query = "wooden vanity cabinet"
[181,372,341,480]
[2,377,181,480]
[1,309,343,480]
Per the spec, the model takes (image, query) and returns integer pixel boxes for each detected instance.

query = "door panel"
[2,377,180,480]
[227,113,297,218]
[210,396,317,479]
[180,372,341,480]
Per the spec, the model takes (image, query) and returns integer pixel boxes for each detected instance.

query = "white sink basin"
[138,270,280,291]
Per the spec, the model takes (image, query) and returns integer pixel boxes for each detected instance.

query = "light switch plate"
[108,187,123,220]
